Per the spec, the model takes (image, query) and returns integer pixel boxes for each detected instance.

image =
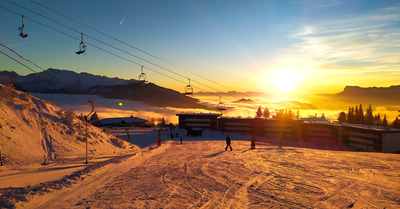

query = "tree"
[274,109,284,120]
[321,113,325,119]
[61,108,76,134]
[160,117,166,127]
[89,112,99,121]
[392,117,400,129]
[375,113,381,126]
[357,104,364,124]
[338,111,346,123]
[382,115,388,127]
[365,104,374,126]
[347,107,354,123]
[354,106,359,123]
[262,107,270,119]
[256,106,263,118]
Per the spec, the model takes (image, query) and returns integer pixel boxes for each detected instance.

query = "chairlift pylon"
[138,66,146,82]
[18,16,28,38]
[217,96,226,111]
[75,33,86,55]
[184,78,193,95]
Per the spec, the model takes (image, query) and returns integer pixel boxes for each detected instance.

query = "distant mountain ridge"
[0,68,134,93]
[336,85,400,97]
[320,85,400,105]
[0,69,207,109]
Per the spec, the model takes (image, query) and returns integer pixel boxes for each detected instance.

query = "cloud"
[286,4,400,73]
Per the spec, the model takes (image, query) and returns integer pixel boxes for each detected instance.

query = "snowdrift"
[0,84,134,165]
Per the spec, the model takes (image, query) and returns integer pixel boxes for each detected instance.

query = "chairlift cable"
[27,0,237,93]
[1,5,241,105]
[0,44,124,118]
[0,6,229,102]
[4,1,242,100]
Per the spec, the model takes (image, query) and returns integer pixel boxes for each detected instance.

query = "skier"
[225,135,232,151]
[251,134,256,149]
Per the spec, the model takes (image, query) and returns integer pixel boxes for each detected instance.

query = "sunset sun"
[271,71,303,94]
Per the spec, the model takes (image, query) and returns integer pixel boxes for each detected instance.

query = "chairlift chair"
[138,66,146,82]
[18,16,28,38]
[184,78,193,95]
[75,33,86,55]
[217,96,226,111]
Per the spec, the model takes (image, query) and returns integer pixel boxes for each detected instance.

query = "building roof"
[313,121,400,133]
[176,112,222,116]
[98,117,148,125]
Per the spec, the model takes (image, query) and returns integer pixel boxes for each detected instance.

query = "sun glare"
[271,71,303,94]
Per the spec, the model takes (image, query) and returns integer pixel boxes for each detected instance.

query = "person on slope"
[251,134,256,149]
[225,135,233,151]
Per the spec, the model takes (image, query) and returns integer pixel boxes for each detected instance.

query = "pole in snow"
[85,101,95,164]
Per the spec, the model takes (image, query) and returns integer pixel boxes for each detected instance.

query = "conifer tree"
[89,112,99,121]
[256,106,263,118]
[347,107,354,123]
[382,115,388,127]
[358,104,364,124]
[365,104,374,126]
[354,106,359,123]
[338,111,346,123]
[392,117,400,129]
[321,113,325,119]
[375,113,381,126]
[262,107,270,119]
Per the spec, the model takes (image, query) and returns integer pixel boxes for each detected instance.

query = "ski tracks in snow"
[17,140,400,208]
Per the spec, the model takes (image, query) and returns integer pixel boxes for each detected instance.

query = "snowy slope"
[12,138,400,209]
[0,84,134,165]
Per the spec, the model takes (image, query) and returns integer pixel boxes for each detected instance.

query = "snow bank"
[0,84,135,166]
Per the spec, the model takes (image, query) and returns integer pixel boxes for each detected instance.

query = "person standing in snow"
[251,134,256,149]
[225,135,232,151]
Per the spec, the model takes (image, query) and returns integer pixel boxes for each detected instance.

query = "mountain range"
[336,85,400,97]
[319,85,400,105]
[0,69,208,109]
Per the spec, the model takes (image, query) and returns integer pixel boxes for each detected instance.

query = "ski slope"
[15,138,400,209]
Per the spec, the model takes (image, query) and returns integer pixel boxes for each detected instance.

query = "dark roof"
[99,117,147,125]
[176,112,222,116]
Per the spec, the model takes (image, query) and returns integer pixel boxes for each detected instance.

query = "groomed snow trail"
[18,140,400,208]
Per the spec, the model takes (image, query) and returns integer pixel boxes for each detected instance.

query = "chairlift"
[138,66,146,82]
[184,78,193,95]
[75,33,86,55]
[217,96,226,111]
[18,16,28,38]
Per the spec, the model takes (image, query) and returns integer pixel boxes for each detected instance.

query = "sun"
[271,71,302,94]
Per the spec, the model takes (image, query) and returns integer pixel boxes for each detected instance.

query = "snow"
[9,136,400,209]
[0,85,134,166]
[1,85,400,208]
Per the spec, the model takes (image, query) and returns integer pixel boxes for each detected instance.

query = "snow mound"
[0,84,135,165]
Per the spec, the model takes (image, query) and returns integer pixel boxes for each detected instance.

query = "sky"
[1,0,400,95]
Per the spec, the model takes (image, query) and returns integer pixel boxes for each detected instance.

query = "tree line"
[256,106,300,120]
[337,104,400,128]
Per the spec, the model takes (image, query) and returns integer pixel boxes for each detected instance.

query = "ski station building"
[176,113,400,153]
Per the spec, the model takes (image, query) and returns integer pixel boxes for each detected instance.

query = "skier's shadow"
[203,151,224,158]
